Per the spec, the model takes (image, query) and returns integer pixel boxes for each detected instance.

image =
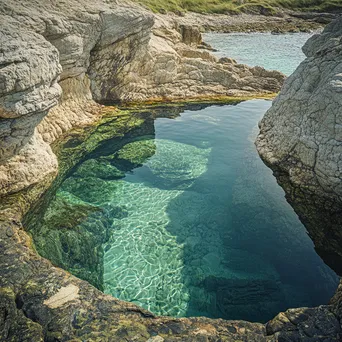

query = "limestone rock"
[0,18,61,161]
[37,76,101,144]
[0,0,286,196]
[256,17,342,203]
[177,24,202,46]
[256,17,342,286]
[0,131,58,196]
[2,1,339,341]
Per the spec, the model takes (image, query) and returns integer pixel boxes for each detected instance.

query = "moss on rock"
[23,108,154,291]
[74,159,125,180]
[115,138,156,167]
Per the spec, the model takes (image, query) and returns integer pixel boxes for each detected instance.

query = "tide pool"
[47,100,338,322]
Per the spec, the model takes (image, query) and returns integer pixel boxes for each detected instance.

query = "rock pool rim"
[1,100,341,341]
[24,102,339,303]
[99,93,279,108]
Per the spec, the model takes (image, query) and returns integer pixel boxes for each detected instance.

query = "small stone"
[147,336,164,342]
[6,227,14,237]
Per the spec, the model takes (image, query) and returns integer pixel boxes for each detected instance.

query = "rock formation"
[256,17,342,269]
[1,116,341,339]
[1,0,342,340]
[257,18,342,201]
[0,0,285,197]
[0,18,61,196]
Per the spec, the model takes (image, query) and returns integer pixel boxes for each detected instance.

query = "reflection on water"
[31,100,339,323]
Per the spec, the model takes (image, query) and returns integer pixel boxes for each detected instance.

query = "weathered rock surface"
[1,218,341,341]
[0,0,286,196]
[0,131,58,196]
[0,16,61,195]
[0,19,61,160]
[255,17,342,342]
[1,0,341,340]
[256,18,342,210]
[88,11,285,102]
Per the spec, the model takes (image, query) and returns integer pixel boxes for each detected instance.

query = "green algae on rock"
[24,108,155,290]
[62,177,123,205]
[23,101,339,326]
[74,159,125,180]
[52,109,149,179]
[31,191,106,289]
[115,138,157,169]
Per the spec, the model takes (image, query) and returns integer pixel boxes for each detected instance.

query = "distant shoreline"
[162,10,337,34]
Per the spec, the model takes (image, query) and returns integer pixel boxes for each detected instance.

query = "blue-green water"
[53,100,338,322]
[39,32,338,322]
[203,32,315,75]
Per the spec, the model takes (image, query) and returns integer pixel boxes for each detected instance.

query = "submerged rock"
[62,177,121,205]
[74,159,125,180]
[115,138,157,168]
[146,139,211,187]
[29,191,107,289]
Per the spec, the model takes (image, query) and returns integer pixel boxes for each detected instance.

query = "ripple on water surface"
[103,140,211,316]
[51,100,339,322]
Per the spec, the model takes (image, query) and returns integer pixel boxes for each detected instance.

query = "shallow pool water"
[29,32,339,322]
[47,100,338,322]
[203,32,315,75]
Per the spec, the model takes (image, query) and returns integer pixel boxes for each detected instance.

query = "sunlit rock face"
[256,18,342,205]
[0,19,61,195]
[0,0,154,195]
[0,0,285,197]
[0,20,61,161]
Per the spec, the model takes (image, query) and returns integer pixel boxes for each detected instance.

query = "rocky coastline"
[1,0,342,340]
[168,10,332,34]
[0,0,287,197]
[256,16,342,289]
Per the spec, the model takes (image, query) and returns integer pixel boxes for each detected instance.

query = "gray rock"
[2,1,341,341]
[0,19,61,161]
[256,17,342,204]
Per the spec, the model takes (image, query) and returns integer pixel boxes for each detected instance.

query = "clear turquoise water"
[55,100,338,322]
[44,33,338,322]
[203,32,315,75]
